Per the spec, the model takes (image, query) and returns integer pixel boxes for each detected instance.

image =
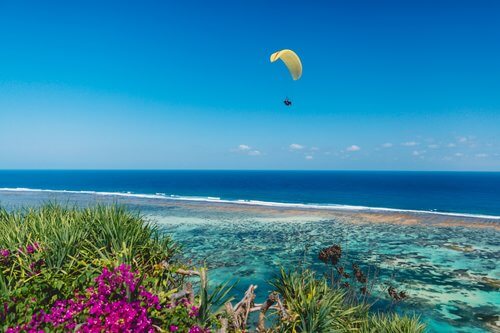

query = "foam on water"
[1,187,499,220]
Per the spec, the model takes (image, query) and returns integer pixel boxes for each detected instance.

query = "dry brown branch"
[185,282,195,304]
[225,284,257,330]
[275,295,290,321]
[176,268,201,276]
[153,324,165,332]
[234,284,256,310]
[257,292,279,332]
[168,266,292,331]
[224,302,238,328]
[216,317,228,333]
[169,290,190,300]
[237,284,256,329]
[250,305,280,312]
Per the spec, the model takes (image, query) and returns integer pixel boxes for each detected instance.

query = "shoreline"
[1,187,500,230]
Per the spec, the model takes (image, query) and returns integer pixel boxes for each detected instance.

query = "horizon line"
[1,169,500,173]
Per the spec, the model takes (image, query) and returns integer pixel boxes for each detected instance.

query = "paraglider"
[270,49,302,106]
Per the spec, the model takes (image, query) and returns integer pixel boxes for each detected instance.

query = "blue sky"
[0,0,499,170]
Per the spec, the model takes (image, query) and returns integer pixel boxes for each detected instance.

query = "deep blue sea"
[0,170,499,217]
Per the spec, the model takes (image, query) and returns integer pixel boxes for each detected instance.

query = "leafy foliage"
[270,268,424,333]
[0,204,184,331]
[360,313,426,333]
[196,268,236,327]
[271,268,364,332]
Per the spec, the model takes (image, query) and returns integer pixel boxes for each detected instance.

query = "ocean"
[1,170,500,217]
[0,170,499,332]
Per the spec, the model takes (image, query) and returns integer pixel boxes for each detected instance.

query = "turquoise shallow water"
[150,207,499,332]
[0,190,499,332]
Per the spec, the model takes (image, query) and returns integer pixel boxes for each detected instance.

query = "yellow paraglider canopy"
[270,49,302,80]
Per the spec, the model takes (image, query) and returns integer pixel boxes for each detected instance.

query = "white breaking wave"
[0,187,499,220]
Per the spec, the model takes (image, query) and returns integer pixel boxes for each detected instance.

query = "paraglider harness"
[284,98,292,106]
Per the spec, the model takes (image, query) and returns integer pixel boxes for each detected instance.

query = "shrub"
[360,313,426,333]
[269,268,425,333]
[0,204,182,331]
[5,264,208,333]
[270,268,365,332]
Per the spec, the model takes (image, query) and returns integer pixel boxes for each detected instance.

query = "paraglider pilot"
[270,50,301,108]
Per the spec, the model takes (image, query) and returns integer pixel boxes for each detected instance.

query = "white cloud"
[447,143,456,147]
[458,137,468,143]
[428,144,439,149]
[233,144,261,156]
[237,144,250,151]
[346,145,361,152]
[402,141,419,147]
[289,143,304,150]
[454,152,464,157]
[475,153,488,158]
[305,155,313,160]
[381,143,393,148]
[412,150,426,156]
[310,147,320,151]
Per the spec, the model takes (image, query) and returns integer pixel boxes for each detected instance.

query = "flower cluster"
[0,248,10,265]
[188,326,209,333]
[188,305,199,318]
[2,243,43,271]
[18,242,41,255]
[7,264,158,332]
[6,264,210,333]
[26,242,41,254]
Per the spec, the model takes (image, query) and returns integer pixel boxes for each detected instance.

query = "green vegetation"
[0,204,425,332]
[270,269,425,333]
[271,269,365,332]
